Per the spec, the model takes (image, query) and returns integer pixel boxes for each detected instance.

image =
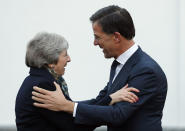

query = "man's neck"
[115,40,135,59]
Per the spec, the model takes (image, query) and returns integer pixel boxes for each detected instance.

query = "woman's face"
[52,50,71,76]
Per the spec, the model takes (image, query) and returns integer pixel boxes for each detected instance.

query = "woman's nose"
[67,56,71,62]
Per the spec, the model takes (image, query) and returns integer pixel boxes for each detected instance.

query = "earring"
[49,64,54,69]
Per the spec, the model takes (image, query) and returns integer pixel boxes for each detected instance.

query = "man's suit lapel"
[108,47,143,93]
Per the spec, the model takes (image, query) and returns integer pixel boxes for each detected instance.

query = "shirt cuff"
[73,102,78,117]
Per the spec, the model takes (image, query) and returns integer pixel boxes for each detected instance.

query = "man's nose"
[94,40,99,46]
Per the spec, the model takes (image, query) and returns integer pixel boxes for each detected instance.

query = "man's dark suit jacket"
[75,47,168,131]
[15,67,94,131]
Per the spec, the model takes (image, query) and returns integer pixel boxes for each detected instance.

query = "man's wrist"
[62,100,75,114]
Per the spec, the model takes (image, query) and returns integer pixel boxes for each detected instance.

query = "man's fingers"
[33,103,60,111]
[32,91,49,99]
[32,96,48,104]
[127,87,140,93]
[33,86,51,95]
[53,81,61,91]
[33,102,50,109]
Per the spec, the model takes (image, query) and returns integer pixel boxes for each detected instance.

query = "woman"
[15,32,138,131]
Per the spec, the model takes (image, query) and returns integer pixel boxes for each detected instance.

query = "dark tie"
[109,60,120,85]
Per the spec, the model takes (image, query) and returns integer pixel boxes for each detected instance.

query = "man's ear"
[113,32,121,43]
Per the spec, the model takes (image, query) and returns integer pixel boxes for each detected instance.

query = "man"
[32,5,167,131]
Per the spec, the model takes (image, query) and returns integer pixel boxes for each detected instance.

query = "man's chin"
[104,54,112,59]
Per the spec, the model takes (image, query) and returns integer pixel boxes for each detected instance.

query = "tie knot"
[112,60,120,67]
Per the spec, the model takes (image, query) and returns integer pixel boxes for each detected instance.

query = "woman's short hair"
[25,32,68,68]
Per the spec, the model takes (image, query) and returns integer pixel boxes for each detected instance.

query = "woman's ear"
[48,64,55,69]
[113,32,121,43]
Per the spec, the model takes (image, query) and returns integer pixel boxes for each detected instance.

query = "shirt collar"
[116,44,138,65]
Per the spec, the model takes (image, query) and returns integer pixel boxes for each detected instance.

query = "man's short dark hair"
[90,5,135,40]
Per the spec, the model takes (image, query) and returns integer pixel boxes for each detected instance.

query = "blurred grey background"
[0,0,184,130]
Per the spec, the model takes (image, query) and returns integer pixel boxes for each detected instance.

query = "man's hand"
[32,82,74,114]
[109,84,140,105]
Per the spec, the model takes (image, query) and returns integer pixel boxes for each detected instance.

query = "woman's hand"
[109,84,140,105]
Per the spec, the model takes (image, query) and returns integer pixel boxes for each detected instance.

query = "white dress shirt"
[73,44,139,117]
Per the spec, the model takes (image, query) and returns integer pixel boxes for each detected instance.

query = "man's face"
[92,22,116,58]
[53,50,71,76]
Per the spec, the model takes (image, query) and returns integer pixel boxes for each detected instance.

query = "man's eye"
[94,35,99,39]
[95,37,100,40]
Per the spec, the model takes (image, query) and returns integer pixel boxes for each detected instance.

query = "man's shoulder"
[131,50,165,76]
